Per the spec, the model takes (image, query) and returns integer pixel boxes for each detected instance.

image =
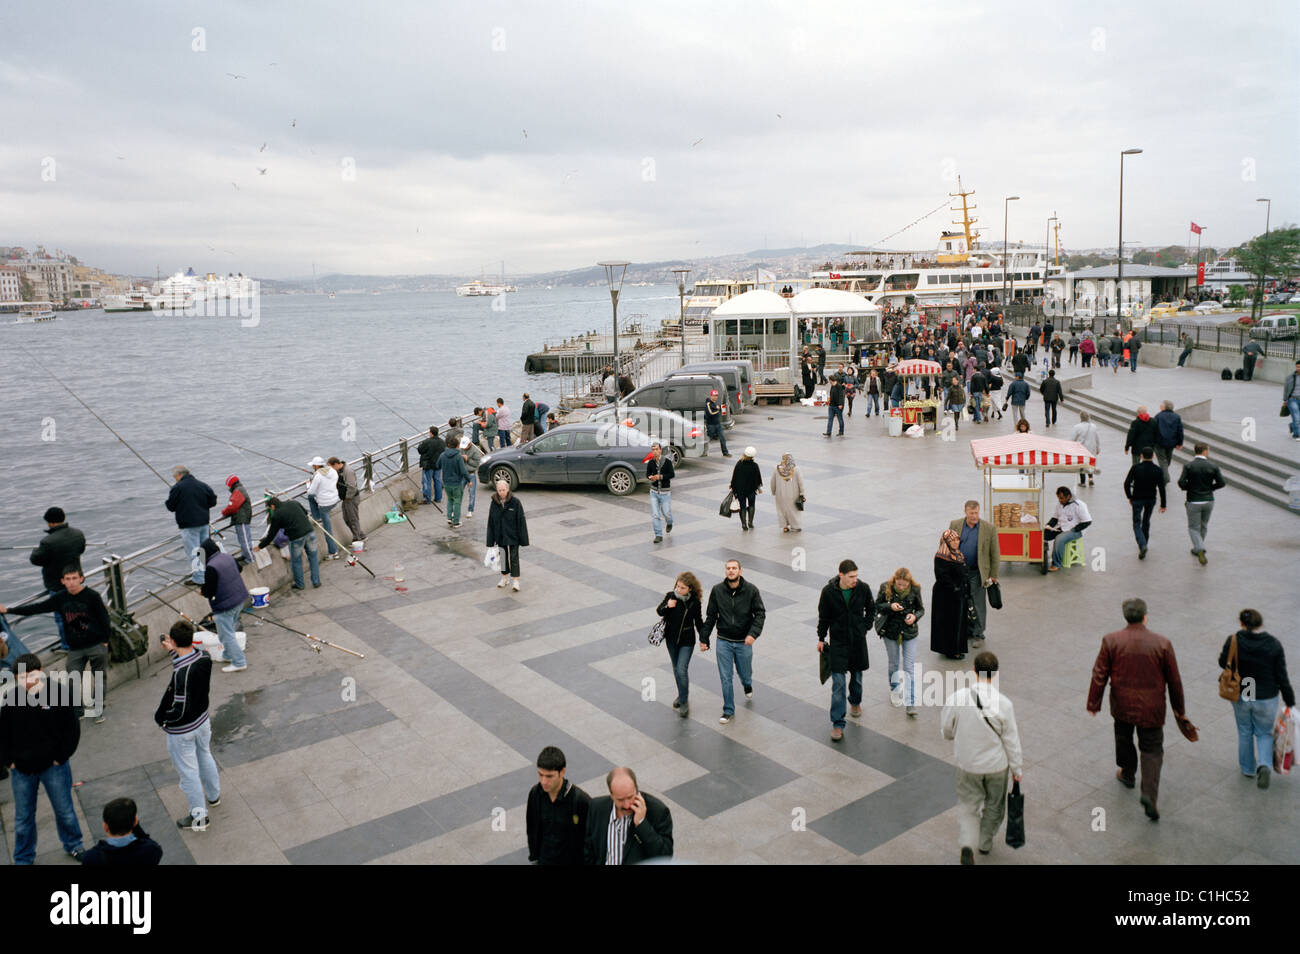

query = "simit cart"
[890,358,945,434]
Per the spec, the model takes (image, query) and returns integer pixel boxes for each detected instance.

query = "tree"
[1227,284,1247,306]
[1237,227,1300,319]
[18,276,35,301]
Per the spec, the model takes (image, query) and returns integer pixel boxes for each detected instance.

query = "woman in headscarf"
[769,454,805,533]
[930,529,972,659]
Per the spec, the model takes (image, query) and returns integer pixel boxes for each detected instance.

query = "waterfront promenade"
[2,362,1296,865]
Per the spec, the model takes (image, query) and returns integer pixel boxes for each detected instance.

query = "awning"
[893,359,944,376]
[969,434,1098,470]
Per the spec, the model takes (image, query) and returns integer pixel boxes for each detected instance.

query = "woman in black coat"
[485,480,529,591]
[656,572,706,718]
[729,448,762,531]
[1219,608,1295,787]
[930,529,971,660]
[875,568,926,715]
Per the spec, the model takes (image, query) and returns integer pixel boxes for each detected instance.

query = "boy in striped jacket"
[155,620,221,831]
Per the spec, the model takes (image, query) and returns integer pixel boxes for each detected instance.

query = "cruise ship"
[456,279,517,297]
[149,268,256,314]
[807,181,1065,319]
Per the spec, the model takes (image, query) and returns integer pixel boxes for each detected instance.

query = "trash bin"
[888,410,904,437]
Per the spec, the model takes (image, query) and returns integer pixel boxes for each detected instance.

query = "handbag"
[819,645,831,685]
[719,490,736,518]
[1005,779,1025,849]
[648,617,666,647]
[795,495,805,511]
[986,581,1002,610]
[1218,632,1241,701]
[1282,403,1291,418]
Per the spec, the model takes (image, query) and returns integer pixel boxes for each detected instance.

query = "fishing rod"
[349,418,418,531]
[190,430,311,476]
[307,516,376,577]
[361,387,421,432]
[145,587,319,655]
[0,541,108,550]
[19,344,171,485]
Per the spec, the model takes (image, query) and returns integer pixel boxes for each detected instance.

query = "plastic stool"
[1060,538,1085,569]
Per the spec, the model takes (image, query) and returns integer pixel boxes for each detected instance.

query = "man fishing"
[28,507,86,652]
[165,467,217,586]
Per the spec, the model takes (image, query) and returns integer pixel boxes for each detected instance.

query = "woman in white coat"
[769,453,806,532]
[307,456,342,557]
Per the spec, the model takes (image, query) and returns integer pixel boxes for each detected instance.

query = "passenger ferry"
[808,181,1065,318]
[150,268,257,315]
[102,289,154,312]
[14,301,57,323]
[456,279,517,297]
[682,279,760,327]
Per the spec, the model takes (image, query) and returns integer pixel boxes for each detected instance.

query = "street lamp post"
[1116,148,1142,322]
[1256,198,1271,319]
[599,260,630,415]
[672,267,692,367]
[1003,195,1020,315]
[1046,213,1058,320]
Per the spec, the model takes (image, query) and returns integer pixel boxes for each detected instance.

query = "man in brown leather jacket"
[1086,598,1187,822]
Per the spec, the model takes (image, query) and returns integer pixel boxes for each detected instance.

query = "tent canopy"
[970,434,1098,471]
[789,287,881,318]
[893,359,944,377]
[711,289,791,318]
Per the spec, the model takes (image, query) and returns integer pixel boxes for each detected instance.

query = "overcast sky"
[2,0,1296,278]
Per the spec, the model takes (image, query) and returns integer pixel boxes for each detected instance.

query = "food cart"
[851,337,893,370]
[891,358,944,433]
[969,434,1098,574]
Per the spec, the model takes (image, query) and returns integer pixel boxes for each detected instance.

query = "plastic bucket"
[351,540,365,553]
[193,629,246,662]
[249,586,270,608]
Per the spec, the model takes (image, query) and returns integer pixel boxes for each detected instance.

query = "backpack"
[1234,368,1245,380]
[107,607,149,664]
[1220,368,1233,380]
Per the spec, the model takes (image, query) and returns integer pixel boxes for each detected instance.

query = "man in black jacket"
[519,393,537,442]
[526,746,590,865]
[703,559,766,724]
[1123,406,1160,468]
[81,797,164,866]
[817,560,873,742]
[416,427,446,506]
[1176,442,1226,565]
[30,506,85,651]
[647,443,675,544]
[0,567,112,721]
[1040,369,1063,426]
[825,377,846,437]
[583,766,673,865]
[255,497,319,589]
[166,466,217,586]
[704,390,730,457]
[0,654,86,864]
[156,620,220,831]
[1123,447,1167,560]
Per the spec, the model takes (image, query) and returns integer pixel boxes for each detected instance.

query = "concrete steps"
[1025,371,1297,512]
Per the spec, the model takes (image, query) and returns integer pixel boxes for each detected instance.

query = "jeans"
[10,761,83,864]
[64,644,108,717]
[1044,400,1057,426]
[715,638,753,717]
[1050,529,1082,567]
[316,502,339,555]
[446,483,464,524]
[1288,397,1300,438]
[1114,721,1163,804]
[44,585,69,649]
[233,523,255,562]
[1185,500,1214,553]
[826,405,844,435]
[1231,696,1278,776]
[866,393,880,415]
[666,639,694,705]
[1081,352,1093,367]
[0,614,31,670]
[650,489,672,536]
[467,475,477,513]
[1130,353,1139,372]
[735,491,756,526]
[472,423,481,445]
[969,395,983,423]
[707,422,729,455]
[179,525,210,584]
[166,720,221,817]
[1130,497,1156,550]
[1177,347,1192,367]
[829,669,863,729]
[212,604,245,667]
[883,637,918,707]
[421,468,443,505]
[499,429,513,447]
[289,531,321,587]
[955,768,1008,853]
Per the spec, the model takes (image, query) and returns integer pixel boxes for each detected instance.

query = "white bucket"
[249,586,270,608]
[888,414,904,437]
[351,540,365,552]
[193,629,246,662]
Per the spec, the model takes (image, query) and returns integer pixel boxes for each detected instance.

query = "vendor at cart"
[1044,486,1092,572]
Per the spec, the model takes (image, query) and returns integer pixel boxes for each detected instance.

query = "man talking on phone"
[583,766,673,865]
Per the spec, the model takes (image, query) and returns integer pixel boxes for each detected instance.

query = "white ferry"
[103,289,154,312]
[150,269,256,314]
[456,279,517,297]
[682,279,761,326]
[808,181,1065,319]
[14,301,57,323]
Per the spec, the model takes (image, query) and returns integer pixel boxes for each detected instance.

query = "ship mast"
[949,177,980,252]
[1052,215,1061,266]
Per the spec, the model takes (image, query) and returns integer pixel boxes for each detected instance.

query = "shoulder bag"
[648,617,666,646]
[986,581,1003,610]
[974,689,1025,848]
[719,490,736,518]
[1218,633,1241,701]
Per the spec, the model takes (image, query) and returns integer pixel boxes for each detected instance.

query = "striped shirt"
[606,810,632,865]
[157,649,212,735]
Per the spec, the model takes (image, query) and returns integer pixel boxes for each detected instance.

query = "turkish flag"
[1190,222,1203,235]
[1197,262,1205,285]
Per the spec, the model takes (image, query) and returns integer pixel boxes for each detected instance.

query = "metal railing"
[1138,322,1298,359]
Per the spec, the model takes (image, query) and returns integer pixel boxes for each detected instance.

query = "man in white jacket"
[306,456,341,559]
[1070,410,1101,488]
[941,652,1023,865]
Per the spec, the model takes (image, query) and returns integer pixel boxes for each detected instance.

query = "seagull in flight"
[522,129,528,138]
[562,170,578,184]
[259,143,267,152]
[776,113,782,119]
[290,119,297,127]
[231,182,240,190]
[691,137,704,147]
[226,72,246,80]
[267,62,278,67]
[257,167,268,175]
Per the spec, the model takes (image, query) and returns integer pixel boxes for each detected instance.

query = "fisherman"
[220,476,255,566]
[520,393,537,442]
[28,506,86,651]
[306,456,341,560]
[495,398,514,447]
[200,538,249,673]
[165,467,217,586]
[254,497,320,590]
[460,436,483,518]
[330,457,365,546]
[417,426,446,505]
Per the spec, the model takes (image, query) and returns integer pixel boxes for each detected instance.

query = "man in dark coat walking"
[1086,598,1189,822]
[583,766,673,865]
[817,559,873,742]
[1123,406,1160,468]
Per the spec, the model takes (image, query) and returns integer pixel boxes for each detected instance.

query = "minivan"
[623,373,737,426]
[668,360,757,408]
[1250,314,1298,340]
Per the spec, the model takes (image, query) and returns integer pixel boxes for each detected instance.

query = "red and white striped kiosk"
[969,434,1098,574]
[892,358,944,432]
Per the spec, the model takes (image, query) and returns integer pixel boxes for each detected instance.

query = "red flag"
[1196,262,1205,286]
[1190,222,1202,235]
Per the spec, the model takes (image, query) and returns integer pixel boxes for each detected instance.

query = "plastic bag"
[484,546,502,571]
[904,424,924,438]
[1274,707,1296,775]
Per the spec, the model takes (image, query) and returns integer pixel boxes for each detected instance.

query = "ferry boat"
[13,301,57,323]
[150,269,256,315]
[807,180,1065,319]
[456,279,517,297]
[102,290,154,312]
[682,279,759,327]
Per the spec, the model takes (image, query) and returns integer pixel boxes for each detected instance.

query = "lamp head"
[1121,148,1143,155]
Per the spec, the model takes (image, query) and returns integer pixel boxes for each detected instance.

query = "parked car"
[624,373,738,423]
[1148,302,1182,319]
[478,422,654,496]
[1264,292,1291,304]
[669,360,757,408]
[1289,293,1300,304]
[581,405,708,463]
[1193,301,1224,314]
[1250,313,1299,340]
[665,364,749,413]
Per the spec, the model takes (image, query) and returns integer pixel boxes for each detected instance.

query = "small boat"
[13,301,57,324]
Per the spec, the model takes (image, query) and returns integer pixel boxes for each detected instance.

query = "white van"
[1250,314,1298,340]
